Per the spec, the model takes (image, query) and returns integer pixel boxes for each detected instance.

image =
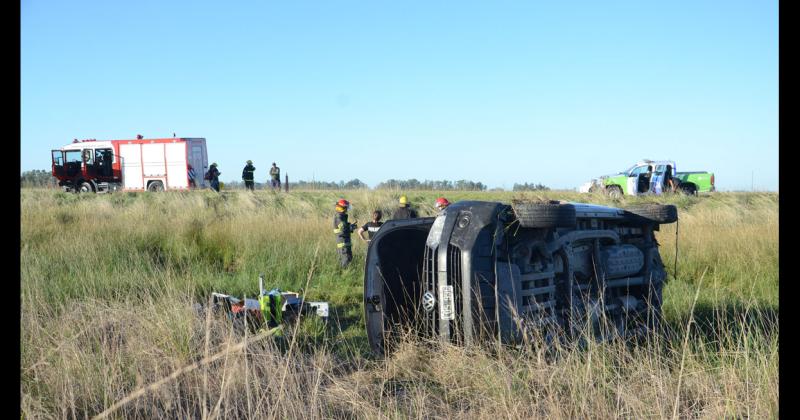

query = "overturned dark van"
[364,200,677,354]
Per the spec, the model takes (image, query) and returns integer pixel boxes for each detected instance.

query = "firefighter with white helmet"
[333,199,358,267]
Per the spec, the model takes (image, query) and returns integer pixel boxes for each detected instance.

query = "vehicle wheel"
[680,184,697,196]
[147,181,165,192]
[78,182,94,193]
[512,201,576,228]
[624,204,678,224]
[606,185,623,199]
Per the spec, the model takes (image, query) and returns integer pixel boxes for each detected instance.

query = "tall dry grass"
[20,189,778,418]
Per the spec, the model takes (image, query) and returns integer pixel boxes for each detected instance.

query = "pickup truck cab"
[579,160,715,198]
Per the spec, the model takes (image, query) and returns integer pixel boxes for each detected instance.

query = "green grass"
[21,189,778,418]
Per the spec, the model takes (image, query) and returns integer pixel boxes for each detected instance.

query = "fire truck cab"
[51,137,208,193]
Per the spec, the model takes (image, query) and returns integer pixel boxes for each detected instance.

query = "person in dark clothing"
[242,160,256,191]
[207,163,221,192]
[358,210,383,243]
[333,199,358,267]
[664,165,677,193]
[392,195,418,219]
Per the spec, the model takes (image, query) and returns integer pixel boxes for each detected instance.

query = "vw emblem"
[422,291,436,312]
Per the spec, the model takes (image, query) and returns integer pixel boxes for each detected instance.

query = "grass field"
[20,188,778,418]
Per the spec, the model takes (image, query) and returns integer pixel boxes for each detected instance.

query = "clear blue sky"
[21,0,778,191]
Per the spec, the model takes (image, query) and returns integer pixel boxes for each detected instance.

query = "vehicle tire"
[624,204,678,224]
[606,185,623,199]
[679,184,697,196]
[147,181,165,192]
[78,181,94,193]
[513,201,576,228]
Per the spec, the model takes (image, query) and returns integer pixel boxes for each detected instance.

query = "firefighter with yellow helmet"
[333,199,358,267]
[392,195,418,219]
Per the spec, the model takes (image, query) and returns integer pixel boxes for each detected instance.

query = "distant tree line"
[375,179,488,191]
[20,170,57,188]
[21,169,550,192]
[224,178,492,191]
[223,179,369,190]
[291,179,368,190]
[512,182,550,191]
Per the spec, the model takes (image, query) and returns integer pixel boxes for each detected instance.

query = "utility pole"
[752,171,754,192]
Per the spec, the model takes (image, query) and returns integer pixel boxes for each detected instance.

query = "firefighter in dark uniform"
[333,199,358,268]
[435,197,451,214]
[242,160,256,191]
[392,195,418,219]
[208,163,221,192]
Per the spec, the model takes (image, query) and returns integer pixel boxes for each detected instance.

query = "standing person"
[206,163,221,192]
[664,164,678,193]
[333,199,358,268]
[391,195,418,219]
[187,164,197,188]
[434,197,451,213]
[242,160,256,191]
[269,162,281,191]
[357,210,383,243]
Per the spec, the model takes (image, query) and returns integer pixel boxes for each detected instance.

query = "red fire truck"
[51,137,208,193]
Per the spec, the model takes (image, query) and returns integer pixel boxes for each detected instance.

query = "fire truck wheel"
[147,181,165,192]
[79,182,94,193]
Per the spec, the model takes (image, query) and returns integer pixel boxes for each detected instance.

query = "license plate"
[439,285,455,320]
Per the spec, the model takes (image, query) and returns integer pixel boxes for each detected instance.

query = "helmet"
[435,197,450,209]
[335,199,351,213]
[247,160,252,164]
[211,162,218,167]
[399,195,408,206]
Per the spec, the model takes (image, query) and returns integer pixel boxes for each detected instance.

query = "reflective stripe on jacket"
[333,213,353,248]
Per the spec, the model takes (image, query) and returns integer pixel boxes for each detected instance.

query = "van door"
[651,165,666,194]
[51,150,65,179]
[627,165,649,195]
[185,138,208,187]
[94,148,115,179]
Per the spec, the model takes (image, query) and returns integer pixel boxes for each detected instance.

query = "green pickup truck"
[579,160,715,198]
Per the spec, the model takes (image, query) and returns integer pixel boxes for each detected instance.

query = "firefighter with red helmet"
[333,199,358,267]
[435,197,451,213]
